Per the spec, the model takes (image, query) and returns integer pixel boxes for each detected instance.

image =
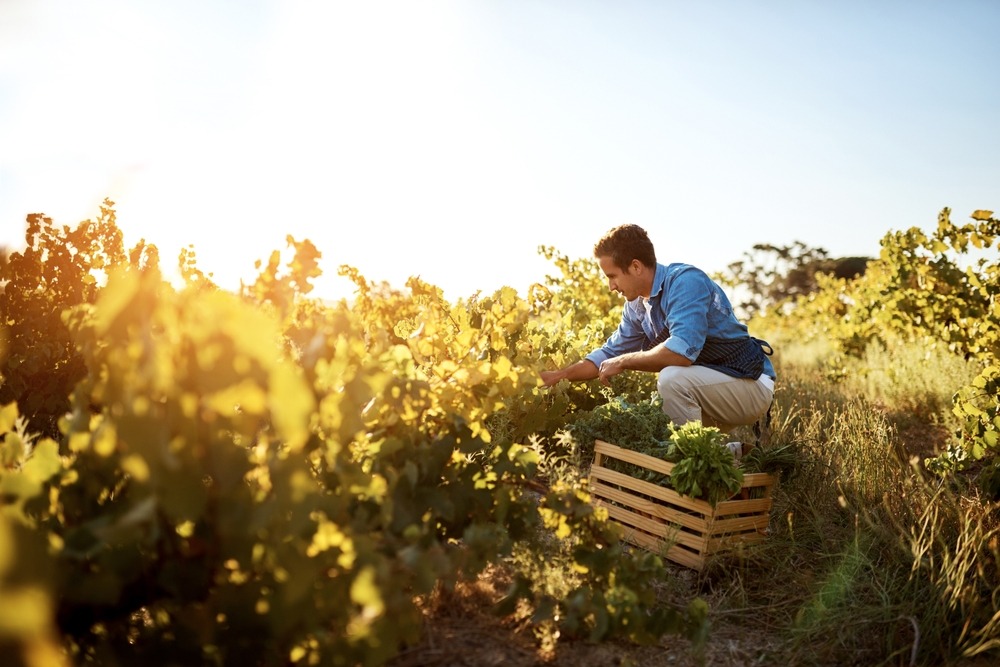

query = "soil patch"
[388,564,782,667]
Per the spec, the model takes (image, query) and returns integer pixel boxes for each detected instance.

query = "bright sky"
[2,0,998,302]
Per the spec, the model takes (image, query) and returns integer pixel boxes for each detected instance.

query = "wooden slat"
[591,481,708,533]
[590,465,714,516]
[594,441,776,498]
[618,525,706,571]
[596,487,768,539]
[620,522,766,568]
[713,497,773,516]
[595,441,775,486]
[740,472,777,487]
[706,531,768,552]
[707,513,770,536]
[595,440,676,476]
[601,502,708,553]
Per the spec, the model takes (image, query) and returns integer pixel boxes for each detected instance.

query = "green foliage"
[566,395,673,463]
[740,441,798,479]
[500,464,709,647]
[665,422,743,506]
[952,364,1000,470]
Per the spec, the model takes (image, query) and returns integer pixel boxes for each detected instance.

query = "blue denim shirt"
[585,263,776,380]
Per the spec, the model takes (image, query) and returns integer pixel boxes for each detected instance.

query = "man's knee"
[657,366,689,399]
[657,366,701,424]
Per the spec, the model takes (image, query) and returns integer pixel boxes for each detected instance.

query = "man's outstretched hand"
[540,370,563,387]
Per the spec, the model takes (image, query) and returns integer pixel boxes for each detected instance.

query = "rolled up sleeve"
[585,303,647,367]
[662,269,712,362]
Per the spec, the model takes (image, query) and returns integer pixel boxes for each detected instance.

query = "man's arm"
[541,344,692,388]
[540,359,599,387]
[596,345,691,385]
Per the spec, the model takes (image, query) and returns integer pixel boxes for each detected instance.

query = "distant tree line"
[717,241,870,319]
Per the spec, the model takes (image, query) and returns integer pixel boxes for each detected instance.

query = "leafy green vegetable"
[667,422,744,506]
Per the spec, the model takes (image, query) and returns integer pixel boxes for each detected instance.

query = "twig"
[900,615,920,667]
[709,597,810,616]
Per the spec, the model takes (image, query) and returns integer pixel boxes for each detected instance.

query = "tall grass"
[843,340,981,432]
[702,339,1000,665]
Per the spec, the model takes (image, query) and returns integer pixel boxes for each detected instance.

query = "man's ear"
[630,259,643,274]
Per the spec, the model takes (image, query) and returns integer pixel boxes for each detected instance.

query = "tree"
[718,241,869,319]
[0,200,158,438]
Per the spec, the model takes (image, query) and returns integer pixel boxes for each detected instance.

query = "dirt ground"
[387,564,783,667]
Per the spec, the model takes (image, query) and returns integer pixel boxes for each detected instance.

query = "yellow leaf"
[22,440,63,484]
[205,379,267,416]
[349,566,385,618]
[0,403,18,433]
[93,423,118,458]
[455,328,477,350]
[492,355,514,381]
[0,587,52,636]
[0,514,12,573]
[121,455,150,482]
[269,364,315,452]
[93,270,140,335]
[1,432,25,466]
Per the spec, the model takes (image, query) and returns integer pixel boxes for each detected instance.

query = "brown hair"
[593,224,656,270]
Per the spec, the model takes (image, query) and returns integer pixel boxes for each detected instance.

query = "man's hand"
[597,347,691,385]
[540,369,564,387]
[598,357,625,385]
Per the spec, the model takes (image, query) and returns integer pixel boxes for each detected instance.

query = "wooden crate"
[589,439,776,571]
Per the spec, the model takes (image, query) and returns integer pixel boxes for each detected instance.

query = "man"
[540,224,775,433]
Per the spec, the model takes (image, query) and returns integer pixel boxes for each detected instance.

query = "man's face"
[598,255,643,301]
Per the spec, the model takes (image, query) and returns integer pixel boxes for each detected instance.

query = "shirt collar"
[648,263,668,300]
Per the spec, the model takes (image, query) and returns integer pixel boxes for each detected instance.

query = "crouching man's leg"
[657,365,773,432]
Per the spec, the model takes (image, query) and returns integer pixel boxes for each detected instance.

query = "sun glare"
[98,1,502,302]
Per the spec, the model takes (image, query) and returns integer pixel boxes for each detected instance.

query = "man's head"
[593,224,656,271]
[593,224,657,301]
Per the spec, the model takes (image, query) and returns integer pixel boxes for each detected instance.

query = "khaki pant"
[657,365,774,433]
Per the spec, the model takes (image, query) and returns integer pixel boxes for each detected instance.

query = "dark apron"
[642,326,772,380]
